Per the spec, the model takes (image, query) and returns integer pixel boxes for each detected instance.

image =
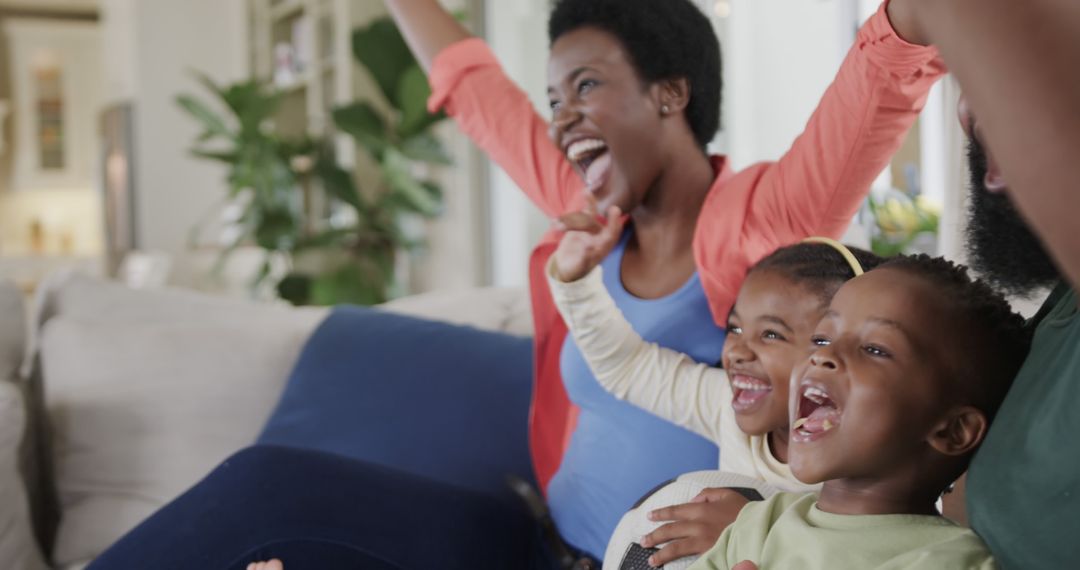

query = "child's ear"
[928,406,988,456]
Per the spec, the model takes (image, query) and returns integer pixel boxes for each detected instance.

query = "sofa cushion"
[24,272,333,556]
[382,286,533,337]
[34,272,329,329]
[0,381,48,570]
[1,280,49,569]
[38,315,322,567]
[258,307,536,503]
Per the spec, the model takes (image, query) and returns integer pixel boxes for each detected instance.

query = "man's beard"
[965,138,1059,296]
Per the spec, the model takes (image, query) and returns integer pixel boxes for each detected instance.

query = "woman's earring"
[661,104,670,115]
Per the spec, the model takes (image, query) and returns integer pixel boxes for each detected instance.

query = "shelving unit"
[249,0,376,239]
[249,0,364,164]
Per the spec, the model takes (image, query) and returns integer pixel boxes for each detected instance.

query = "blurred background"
[0,0,964,306]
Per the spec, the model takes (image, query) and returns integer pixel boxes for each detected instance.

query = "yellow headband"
[800,237,864,277]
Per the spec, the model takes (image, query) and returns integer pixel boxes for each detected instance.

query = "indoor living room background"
[0,1,972,569]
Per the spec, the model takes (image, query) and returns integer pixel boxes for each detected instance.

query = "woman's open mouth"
[566,138,612,189]
[730,374,772,413]
[792,383,842,443]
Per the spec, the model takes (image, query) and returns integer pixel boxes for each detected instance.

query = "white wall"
[101,0,248,253]
[483,0,551,287]
[722,0,853,168]
[99,0,135,102]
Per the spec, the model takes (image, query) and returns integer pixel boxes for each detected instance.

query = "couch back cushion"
[1,280,26,381]
[0,282,47,570]
[39,315,322,567]
[0,382,47,570]
[258,307,536,503]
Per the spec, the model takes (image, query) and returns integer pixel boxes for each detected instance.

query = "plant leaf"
[315,153,366,213]
[277,272,313,306]
[254,207,299,251]
[190,149,240,164]
[333,102,388,158]
[352,17,415,104]
[310,262,387,306]
[176,94,231,139]
[395,65,444,139]
[193,72,281,130]
[382,149,442,217]
[399,132,452,165]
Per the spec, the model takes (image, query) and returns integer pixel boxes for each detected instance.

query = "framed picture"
[3,19,102,192]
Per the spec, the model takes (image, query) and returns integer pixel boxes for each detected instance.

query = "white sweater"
[548,263,819,494]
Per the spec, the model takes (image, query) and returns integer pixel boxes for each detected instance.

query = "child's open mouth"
[566,138,612,190]
[730,374,772,413]
[792,384,842,443]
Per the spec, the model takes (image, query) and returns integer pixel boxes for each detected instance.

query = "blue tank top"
[546,230,726,559]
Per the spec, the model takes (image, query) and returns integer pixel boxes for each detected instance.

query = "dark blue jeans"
[88,445,549,570]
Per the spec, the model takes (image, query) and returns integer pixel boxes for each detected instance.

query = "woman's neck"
[628,149,716,259]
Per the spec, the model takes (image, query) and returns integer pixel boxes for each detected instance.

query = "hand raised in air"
[551,194,624,283]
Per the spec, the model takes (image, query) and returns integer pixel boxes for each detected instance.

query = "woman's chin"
[595,182,639,215]
[588,180,615,206]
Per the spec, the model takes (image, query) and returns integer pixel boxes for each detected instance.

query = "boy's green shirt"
[690,493,995,570]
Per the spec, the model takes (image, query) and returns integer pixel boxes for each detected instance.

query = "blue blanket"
[258,307,536,503]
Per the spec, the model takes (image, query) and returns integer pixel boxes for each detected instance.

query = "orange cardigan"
[427,3,944,492]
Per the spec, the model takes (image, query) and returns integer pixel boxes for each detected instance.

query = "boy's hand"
[639,488,751,567]
[552,200,624,282]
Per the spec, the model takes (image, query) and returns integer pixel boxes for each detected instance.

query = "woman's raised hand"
[384,0,471,73]
[551,196,624,283]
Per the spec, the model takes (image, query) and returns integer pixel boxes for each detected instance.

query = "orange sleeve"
[744,3,946,243]
[693,3,946,322]
[428,38,583,218]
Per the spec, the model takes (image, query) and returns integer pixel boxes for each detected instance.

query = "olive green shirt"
[690,493,996,570]
[968,282,1080,569]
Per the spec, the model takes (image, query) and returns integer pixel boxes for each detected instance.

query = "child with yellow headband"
[548,207,882,566]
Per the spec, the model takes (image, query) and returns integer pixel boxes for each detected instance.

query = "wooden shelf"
[251,0,359,145]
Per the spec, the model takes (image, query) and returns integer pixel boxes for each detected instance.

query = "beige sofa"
[0,273,532,569]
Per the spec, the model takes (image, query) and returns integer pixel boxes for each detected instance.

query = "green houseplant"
[177,16,451,306]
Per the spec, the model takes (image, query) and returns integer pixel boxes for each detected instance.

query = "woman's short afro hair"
[548,0,722,148]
